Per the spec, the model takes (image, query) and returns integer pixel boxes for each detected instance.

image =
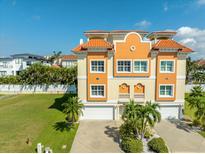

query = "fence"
[185,84,205,93]
[0,84,76,94]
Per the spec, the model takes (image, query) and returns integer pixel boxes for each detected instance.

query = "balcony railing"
[0,65,13,69]
[119,93,130,99]
[134,93,145,98]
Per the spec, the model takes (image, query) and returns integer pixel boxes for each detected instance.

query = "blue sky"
[0,0,205,59]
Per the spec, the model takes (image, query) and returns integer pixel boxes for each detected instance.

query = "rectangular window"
[91,60,105,73]
[159,85,174,97]
[134,60,148,72]
[15,58,22,64]
[117,60,131,72]
[160,60,174,73]
[0,71,6,76]
[2,62,8,68]
[90,85,105,97]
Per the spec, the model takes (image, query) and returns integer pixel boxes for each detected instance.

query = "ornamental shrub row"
[0,63,77,85]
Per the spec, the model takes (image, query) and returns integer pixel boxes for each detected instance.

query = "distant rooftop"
[84,30,148,34]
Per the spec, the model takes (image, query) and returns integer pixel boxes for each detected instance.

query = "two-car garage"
[80,105,181,120]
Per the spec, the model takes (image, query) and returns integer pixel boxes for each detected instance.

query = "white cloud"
[32,15,41,21]
[197,0,205,5]
[163,3,168,12]
[175,26,205,59]
[135,20,151,28]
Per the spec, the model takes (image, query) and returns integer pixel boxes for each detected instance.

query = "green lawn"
[0,94,78,152]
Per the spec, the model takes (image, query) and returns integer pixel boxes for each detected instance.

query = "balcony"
[134,93,145,102]
[118,93,130,103]
[0,65,13,69]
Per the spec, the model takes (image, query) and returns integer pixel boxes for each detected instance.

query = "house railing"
[119,93,130,99]
[134,93,145,98]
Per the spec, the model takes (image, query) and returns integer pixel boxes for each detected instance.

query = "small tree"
[186,86,205,128]
[62,96,84,125]
[121,100,161,140]
[139,101,161,139]
[48,51,62,64]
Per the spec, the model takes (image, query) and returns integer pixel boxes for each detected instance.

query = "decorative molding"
[177,52,188,59]
[108,76,156,80]
[177,76,186,80]
[113,32,152,51]
[151,51,158,58]
[77,76,87,80]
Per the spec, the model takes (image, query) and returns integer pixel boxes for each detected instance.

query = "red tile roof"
[72,39,113,52]
[51,64,61,68]
[152,39,193,53]
[61,55,77,61]
[84,30,109,33]
[196,59,205,66]
[111,30,148,34]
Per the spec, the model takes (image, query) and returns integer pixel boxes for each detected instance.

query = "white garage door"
[159,106,179,119]
[81,106,114,120]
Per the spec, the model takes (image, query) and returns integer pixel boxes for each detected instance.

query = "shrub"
[192,119,201,127]
[148,137,168,153]
[144,130,153,139]
[119,122,136,140]
[121,138,143,153]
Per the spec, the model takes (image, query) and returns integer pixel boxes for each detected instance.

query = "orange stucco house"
[72,30,192,120]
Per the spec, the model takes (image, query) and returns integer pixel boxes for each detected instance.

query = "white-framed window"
[0,71,7,76]
[133,60,148,73]
[90,60,105,73]
[117,60,131,73]
[159,85,174,97]
[90,85,105,98]
[15,58,22,64]
[160,60,174,73]
[2,62,8,68]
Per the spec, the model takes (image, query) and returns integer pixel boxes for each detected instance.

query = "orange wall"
[87,52,107,101]
[155,52,177,101]
[114,33,151,77]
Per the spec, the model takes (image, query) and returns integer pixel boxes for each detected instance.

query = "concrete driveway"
[155,119,205,153]
[70,120,123,153]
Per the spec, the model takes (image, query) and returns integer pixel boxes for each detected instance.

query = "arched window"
[119,83,130,94]
[134,83,145,94]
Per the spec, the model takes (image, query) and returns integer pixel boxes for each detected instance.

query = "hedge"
[0,63,77,85]
[148,137,168,153]
[121,138,143,153]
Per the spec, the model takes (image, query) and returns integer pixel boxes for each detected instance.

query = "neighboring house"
[0,53,50,76]
[60,55,77,67]
[72,30,193,120]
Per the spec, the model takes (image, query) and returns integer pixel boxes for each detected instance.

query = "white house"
[0,53,50,76]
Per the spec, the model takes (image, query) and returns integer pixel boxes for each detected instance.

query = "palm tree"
[186,57,197,83]
[62,96,84,124]
[190,86,204,97]
[139,101,161,139]
[49,51,62,64]
[122,99,141,122]
[122,100,142,138]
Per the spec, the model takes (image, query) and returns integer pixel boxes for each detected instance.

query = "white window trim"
[159,84,174,98]
[116,59,132,73]
[133,59,149,73]
[90,59,106,73]
[90,84,106,98]
[160,59,175,73]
